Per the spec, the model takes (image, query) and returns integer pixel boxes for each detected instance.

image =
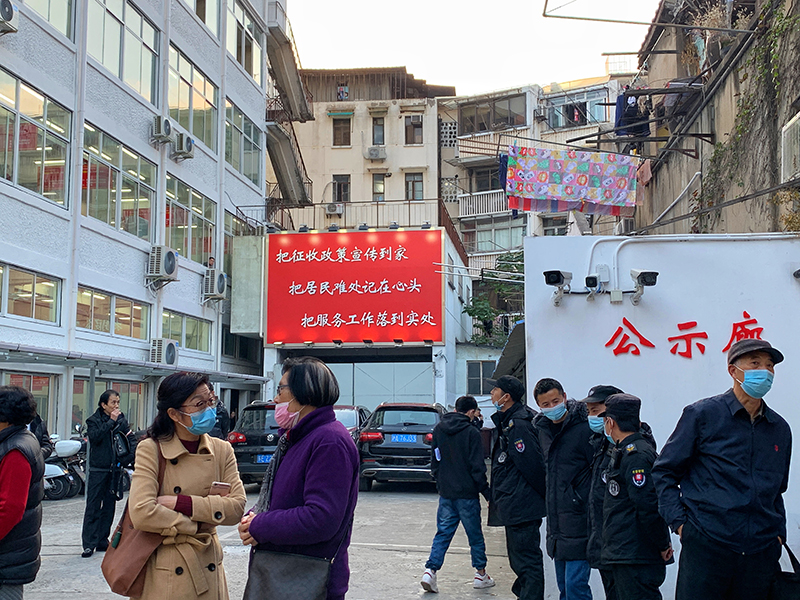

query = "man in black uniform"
[80,390,135,558]
[487,376,546,600]
[601,394,672,600]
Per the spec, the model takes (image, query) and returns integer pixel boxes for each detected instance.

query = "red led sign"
[266,230,444,345]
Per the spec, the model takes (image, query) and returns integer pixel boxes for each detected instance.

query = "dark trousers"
[81,469,117,550]
[676,520,780,600]
[612,563,665,600]
[599,568,617,600]
[505,520,544,600]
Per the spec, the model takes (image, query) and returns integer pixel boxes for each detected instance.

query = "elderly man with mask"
[652,339,792,600]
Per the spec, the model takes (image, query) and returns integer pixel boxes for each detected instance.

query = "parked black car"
[227,402,280,484]
[333,405,371,441]
[357,402,446,491]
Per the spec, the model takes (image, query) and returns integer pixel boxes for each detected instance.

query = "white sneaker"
[473,571,496,589]
[421,569,439,593]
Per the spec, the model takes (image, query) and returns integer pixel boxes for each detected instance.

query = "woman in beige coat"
[128,372,246,600]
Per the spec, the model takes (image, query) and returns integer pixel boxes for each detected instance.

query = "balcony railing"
[455,128,529,162]
[457,189,509,217]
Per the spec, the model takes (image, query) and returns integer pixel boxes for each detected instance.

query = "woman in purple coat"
[238,357,359,600]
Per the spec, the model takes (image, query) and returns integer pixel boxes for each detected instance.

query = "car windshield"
[334,409,357,428]
[372,409,438,427]
[237,407,279,432]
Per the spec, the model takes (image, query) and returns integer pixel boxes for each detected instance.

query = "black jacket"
[653,389,791,554]
[602,433,671,564]
[0,426,45,585]
[29,415,53,460]
[535,400,594,560]
[86,408,135,470]
[587,422,656,568]
[430,412,488,499]
[209,401,231,440]
[488,401,546,526]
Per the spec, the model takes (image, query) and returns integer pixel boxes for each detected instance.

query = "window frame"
[165,174,216,265]
[162,309,211,353]
[82,122,156,240]
[332,174,350,203]
[332,118,351,147]
[0,68,72,207]
[459,94,526,135]
[372,117,384,146]
[404,172,423,201]
[76,285,149,339]
[25,0,73,39]
[541,213,569,236]
[404,115,423,145]
[226,0,263,85]
[467,360,496,395]
[168,44,218,151]
[179,0,218,36]
[86,0,159,105]
[225,98,262,187]
[1,263,60,325]
[372,173,385,202]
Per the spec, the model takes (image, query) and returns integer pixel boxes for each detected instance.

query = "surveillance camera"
[543,270,573,287]
[585,274,599,289]
[630,269,658,287]
[794,268,800,279]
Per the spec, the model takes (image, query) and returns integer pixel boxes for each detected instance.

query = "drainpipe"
[652,171,702,225]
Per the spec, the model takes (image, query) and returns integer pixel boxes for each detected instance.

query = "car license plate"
[255,454,272,464]
[392,434,417,443]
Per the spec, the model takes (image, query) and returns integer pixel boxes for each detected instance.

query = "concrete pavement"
[27,482,619,599]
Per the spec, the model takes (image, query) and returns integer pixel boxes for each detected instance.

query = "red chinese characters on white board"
[605,311,765,359]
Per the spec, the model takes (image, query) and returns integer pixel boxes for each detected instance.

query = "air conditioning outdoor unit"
[613,218,635,236]
[326,202,344,215]
[365,146,387,160]
[781,111,800,183]
[203,268,227,300]
[150,338,179,365]
[147,245,179,280]
[172,133,194,159]
[0,0,19,34]
[152,116,172,143]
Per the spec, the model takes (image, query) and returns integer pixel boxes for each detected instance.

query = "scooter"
[44,438,82,501]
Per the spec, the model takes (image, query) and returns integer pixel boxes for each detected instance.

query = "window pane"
[123,29,142,93]
[8,268,35,318]
[185,317,199,349]
[92,290,111,332]
[76,287,92,328]
[0,106,14,181]
[0,70,16,109]
[87,0,105,61]
[132,302,148,339]
[103,16,122,76]
[17,123,44,194]
[34,276,57,322]
[43,134,68,205]
[135,187,152,240]
[115,297,132,336]
[192,89,205,142]
[226,9,237,57]
[178,79,190,131]
[372,117,384,145]
[139,157,155,188]
[106,0,123,19]
[19,84,45,122]
[168,70,180,123]
[45,100,70,136]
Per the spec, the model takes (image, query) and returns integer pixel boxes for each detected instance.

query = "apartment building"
[0,0,310,436]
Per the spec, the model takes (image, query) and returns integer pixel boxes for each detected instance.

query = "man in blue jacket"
[421,395,494,593]
[652,339,792,600]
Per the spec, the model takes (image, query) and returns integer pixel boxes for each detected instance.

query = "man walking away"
[421,396,494,593]
[600,395,672,600]
[652,339,791,600]
[80,390,135,558]
[533,378,594,600]
[582,385,657,600]
[488,376,547,600]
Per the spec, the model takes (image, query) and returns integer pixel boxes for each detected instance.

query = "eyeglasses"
[182,397,216,411]
[276,384,290,394]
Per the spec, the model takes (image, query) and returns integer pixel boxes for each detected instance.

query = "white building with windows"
[0,0,311,436]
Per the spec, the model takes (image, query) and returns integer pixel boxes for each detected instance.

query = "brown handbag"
[101,444,167,597]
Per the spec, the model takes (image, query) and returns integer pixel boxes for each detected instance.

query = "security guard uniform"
[602,432,671,600]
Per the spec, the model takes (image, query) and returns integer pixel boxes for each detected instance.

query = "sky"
[288,0,663,96]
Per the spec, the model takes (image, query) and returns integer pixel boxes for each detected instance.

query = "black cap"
[579,385,623,404]
[485,375,525,403]
[727,339,784,365]
[600,393,641,423]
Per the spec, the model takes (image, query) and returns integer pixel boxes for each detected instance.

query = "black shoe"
[81,548,93,558]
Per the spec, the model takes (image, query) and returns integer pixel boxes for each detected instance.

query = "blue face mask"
[588,415,605,434]
[605,433,615,445]
[179,406,217,435]
[737,368,774,399]
[541,401,567,422]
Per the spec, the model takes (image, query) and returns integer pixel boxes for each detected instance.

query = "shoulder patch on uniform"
[514,439,525,453]
[508,419,514,428]
[625,443,637,453]
[632,469,646,487]
[608,480,620,496]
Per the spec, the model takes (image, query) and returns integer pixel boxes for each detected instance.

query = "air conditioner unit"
[326,202,344,215]
[150,338,179,365]
[781,111,800,183]
[147,245,179,280]
[613,218,635,236]
[0,0,19,34]
[172,133,194,159]
[152,116,172,143]
[203,268,227,300]
[365,146,387,160]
